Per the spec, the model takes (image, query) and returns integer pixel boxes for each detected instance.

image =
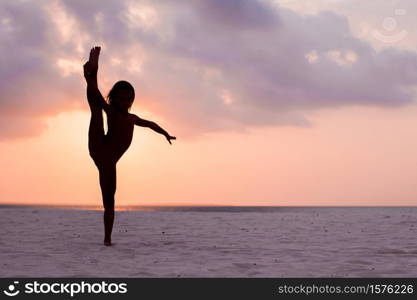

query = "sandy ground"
[1,206,417,277]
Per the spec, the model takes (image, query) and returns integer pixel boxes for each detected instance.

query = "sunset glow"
[1,0,417,206]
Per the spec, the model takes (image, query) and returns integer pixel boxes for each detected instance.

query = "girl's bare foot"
[104,239,112,246]
[89,46,100,69]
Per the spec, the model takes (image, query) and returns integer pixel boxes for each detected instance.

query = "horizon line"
[1,203,417,212]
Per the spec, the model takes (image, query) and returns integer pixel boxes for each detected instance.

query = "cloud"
[0,1,84,119]
[0,0,416,140]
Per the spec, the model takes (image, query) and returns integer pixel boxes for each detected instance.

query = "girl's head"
[107,80,135,113]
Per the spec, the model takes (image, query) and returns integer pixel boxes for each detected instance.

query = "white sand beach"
[1,206,417,277]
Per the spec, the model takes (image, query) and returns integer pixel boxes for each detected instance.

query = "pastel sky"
[1,0,417,206]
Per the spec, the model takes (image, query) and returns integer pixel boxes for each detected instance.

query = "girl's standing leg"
[86,86,115,246]
[98,163,117,246]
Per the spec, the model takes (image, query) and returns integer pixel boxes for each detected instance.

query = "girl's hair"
[106,80,135,112]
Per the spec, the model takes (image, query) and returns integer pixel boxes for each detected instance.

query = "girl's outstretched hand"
[165,134,176,145]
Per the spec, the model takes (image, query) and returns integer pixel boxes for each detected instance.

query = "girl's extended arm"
[134,115,176,145]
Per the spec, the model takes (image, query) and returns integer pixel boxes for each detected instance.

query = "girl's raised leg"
[87,89,105,157]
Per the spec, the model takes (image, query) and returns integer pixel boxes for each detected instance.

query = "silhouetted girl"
[83,46,176,246]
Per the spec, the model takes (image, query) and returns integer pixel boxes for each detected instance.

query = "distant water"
[0,204,416,213]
